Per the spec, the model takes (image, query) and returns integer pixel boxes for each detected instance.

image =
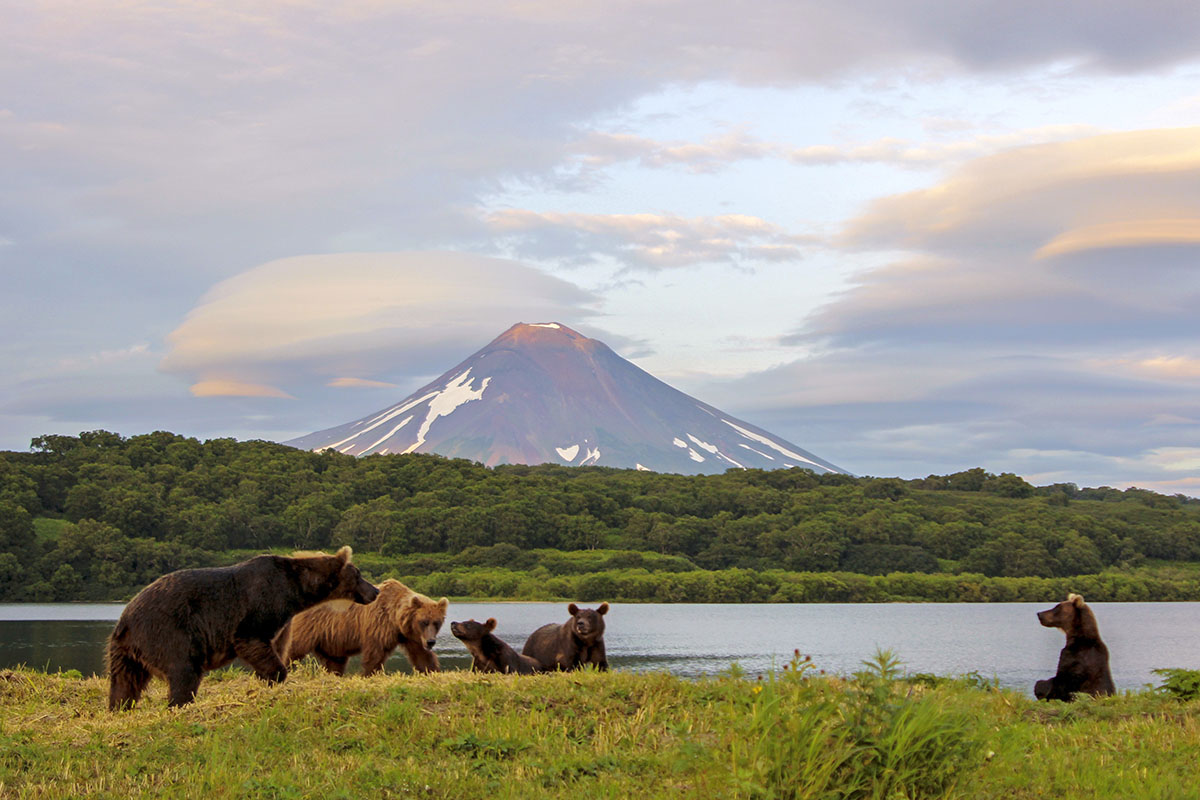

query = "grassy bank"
[2,658,1198,799]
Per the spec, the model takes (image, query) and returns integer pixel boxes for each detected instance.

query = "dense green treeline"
[2,429,1199,602]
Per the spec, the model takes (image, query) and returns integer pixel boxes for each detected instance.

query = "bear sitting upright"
[522,602,609,672]
[451,618,542,675]
[106,546,377,710]
[1035,593,1116,701]
[275,579,448,675]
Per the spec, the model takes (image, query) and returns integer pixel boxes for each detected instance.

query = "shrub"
[732,650,983,799]
[1153,668,1200,701]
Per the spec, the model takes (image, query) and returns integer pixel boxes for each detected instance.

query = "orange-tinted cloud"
[161,251,599,394]
[189,380,293,399]
[1035,218,1200,259]
[328,377,399,388]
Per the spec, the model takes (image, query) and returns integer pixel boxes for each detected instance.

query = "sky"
[3,0,1200,495]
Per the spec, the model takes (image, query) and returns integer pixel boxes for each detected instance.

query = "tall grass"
[732,651,981,799]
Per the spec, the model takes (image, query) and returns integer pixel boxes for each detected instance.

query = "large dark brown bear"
[275,579,448,675]
[106,546,377,710]
[522,602,609,671]
[1035,593,1116,701]
[450,618,542,675]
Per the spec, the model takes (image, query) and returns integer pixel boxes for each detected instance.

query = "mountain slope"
[285,322,846,475]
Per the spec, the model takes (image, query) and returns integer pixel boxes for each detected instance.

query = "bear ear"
[437,597,449,610]
[597,602,609,615]
[335,545,352,564]
[568,603,579,616]
[485,618,497,631]
[409,596,424,609]
[1069,593,1085,607]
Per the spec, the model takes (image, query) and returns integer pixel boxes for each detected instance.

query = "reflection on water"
[2,602,1197,694]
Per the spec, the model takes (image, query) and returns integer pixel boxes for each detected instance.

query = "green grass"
[31,518,71,545]
[2,658,1199,799]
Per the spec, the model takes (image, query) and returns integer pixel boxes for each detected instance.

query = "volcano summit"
[286,323,846,475]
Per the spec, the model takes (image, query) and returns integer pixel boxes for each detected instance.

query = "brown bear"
[450,618,542,675]
[1035,593,1116,701]
[106,546,376,710]
[521,602,609,671]
[275,578,448,675]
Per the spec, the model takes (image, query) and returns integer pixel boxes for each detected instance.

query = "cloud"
[786,125,1103,167]
[327,377,400,389]
[190,380,294,399]
[694,127,1200,491]
[795,129,1200,350]
[560,125,1105,181]
[160,251,602,392]
[487,210,813,268]
[839,127,1200,256]
[568,130,778,175]
[1034,218,1200,258]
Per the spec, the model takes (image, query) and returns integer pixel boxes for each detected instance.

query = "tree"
[0,500,36,560]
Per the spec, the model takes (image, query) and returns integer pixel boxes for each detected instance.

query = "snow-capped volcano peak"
[286,323,846,475]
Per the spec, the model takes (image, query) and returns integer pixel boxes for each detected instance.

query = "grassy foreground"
[2,659,1198,799]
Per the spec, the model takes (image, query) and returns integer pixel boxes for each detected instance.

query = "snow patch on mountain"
[687,434,718,454]
[322,391,438,452]
[717,451,744,468]
[556,444,580,462]
[403,370,491,454]
[529,322,561,329]
[688,448,705,462]
[738,443,774,460]
[672,437,687,448]
[360,415,414,455]
[723,419,823,468]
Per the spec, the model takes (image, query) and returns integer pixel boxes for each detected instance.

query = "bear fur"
[275,579,448,675]
[1035,593,1116,701]
[521,602,608,671]
[106,546,376,710]
[450,618,542,675]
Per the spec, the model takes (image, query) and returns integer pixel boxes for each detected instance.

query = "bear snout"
[1036,610,1053,626]
[355,580,380,604]
[426,638,437,649]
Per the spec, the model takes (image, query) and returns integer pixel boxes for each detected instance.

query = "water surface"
[2,602,1196,694]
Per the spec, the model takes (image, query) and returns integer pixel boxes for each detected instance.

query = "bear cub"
[106,546,377,710]
[1035,592,1115,701]
[451,618,542,675]
[522,602,608,671]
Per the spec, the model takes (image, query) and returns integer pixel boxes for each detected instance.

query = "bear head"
[402,594,449,650]
[450,618,497,642]
[1037,593,1100,639]
[567,602,608,645]
[297,546,378,605]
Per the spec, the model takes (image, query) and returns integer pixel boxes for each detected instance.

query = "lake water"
[2,602,1197,695]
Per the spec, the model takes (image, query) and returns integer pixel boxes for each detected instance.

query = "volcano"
[285,322,846,475]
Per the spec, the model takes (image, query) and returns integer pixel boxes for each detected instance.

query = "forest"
[1,429,1199,602]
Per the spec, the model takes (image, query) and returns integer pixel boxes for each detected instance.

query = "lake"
[2,602,1197,695]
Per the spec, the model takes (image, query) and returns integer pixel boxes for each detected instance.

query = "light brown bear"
[275,579,448,675]
[1035,592,1116,701]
